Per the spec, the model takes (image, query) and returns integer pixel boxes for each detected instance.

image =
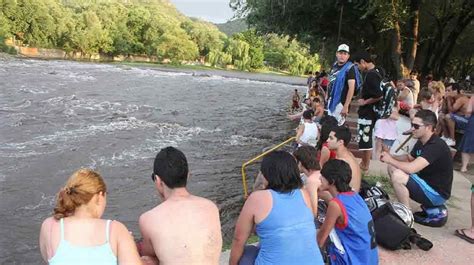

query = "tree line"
[0,0,321,75]
[230,0,473,80]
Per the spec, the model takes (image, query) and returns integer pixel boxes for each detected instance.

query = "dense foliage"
[0,0,321,75]
[231,0,473,79]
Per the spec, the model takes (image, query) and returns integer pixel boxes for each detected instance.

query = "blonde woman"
[39,169,142,265]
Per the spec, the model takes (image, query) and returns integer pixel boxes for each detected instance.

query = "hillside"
[215,18,248,37]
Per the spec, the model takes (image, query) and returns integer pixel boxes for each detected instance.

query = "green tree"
[181,20,225,57]
[231,0,473,79]
[233,29,264,69]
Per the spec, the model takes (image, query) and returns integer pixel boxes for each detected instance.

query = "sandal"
[454,229,474,244]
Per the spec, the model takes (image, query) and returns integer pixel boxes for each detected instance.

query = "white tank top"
[299,122,318,147]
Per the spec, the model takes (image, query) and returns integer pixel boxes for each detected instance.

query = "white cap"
[337,44,350,53]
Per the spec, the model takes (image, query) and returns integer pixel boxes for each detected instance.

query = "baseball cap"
[337,44,350,53]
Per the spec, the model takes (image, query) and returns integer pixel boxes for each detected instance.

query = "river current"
[0,58,303,264]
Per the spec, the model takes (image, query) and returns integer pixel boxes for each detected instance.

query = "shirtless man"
[291,89,301,111]
[326,126,362,192]
[442,83,471,146]
[138,146,222,265]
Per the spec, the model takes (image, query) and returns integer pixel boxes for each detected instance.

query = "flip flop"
[454,229,474,244]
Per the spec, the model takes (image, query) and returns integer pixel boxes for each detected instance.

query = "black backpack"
[371,69,396,119]
[371,203,433,251]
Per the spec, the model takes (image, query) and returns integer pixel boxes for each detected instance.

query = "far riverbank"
[1,52,307,87]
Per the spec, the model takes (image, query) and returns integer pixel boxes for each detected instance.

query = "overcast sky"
[170,0,235,23]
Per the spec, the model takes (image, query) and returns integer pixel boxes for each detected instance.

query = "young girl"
[296,109,318,147]
[374,101,399,159]
[409,88,439,119]
[317,159,378,265]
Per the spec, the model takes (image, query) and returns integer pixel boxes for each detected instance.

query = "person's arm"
[305,172,322,217]
[138,213,158,258]
[466,96,474,117]
[319,146,330,168]
[359,96,383,106]
[114,221,143,265]
[39,217,55,262]
[288,111,303,121]
[229,195,257,265]
[358,71,383,106]
[381,151,429,174]
[317,200,342,247]
[451,97,466,114]
[389,105,399,120]
[295,124,304,144]
[342,79,355,117]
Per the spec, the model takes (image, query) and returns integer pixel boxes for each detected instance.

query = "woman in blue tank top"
[39,169,142,265]
[317,159,379,265]
[229,151,324,265]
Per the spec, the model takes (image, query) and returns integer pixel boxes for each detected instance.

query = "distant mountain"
[215,18,248,37]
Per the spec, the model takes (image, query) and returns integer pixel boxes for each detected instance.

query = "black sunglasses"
[151,173,156,182]
[411,123,425,130]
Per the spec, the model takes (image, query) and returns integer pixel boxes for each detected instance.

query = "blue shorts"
[382,139,395,148]
[407,174,446,207]
[238,245,259,265]
[450,113,468,130]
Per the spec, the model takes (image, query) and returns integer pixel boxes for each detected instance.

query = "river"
[0,57,304,264]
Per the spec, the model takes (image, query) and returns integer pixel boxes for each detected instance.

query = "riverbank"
[0,52,308,87]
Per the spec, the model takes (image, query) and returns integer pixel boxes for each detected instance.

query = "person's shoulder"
[110,220,129,234]
[191,195,220,211]
[40,216,58,231]
[246,190,272,205]
[432,135,450,149]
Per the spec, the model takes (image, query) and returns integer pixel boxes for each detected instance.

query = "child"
[296,110,318,147]
[397,79,415,113]
[317,159,378,265]
[374,101,399,159]
[312,96,325,123]
[409,88,439,119]
[291,89,301,112]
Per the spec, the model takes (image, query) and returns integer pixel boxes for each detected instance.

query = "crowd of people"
[38,43,473,265]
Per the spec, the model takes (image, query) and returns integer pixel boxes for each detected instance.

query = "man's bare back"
[139,194,222,265]
[336,150,361,192]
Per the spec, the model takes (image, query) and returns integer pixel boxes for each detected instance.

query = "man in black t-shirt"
[380,110,453,225]
[326,44,357,125]
[352,51,383,172]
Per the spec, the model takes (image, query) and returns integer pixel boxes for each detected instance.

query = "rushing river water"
[0,58,303,264]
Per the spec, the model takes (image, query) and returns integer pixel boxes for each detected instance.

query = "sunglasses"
[151,173,156,182]
[411,123,425,130]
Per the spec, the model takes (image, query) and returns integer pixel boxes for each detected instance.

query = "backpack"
[359,181,433,251]
[371,203,433,251]
[371,69,396,119]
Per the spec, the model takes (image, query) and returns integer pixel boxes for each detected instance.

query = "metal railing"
[241,136,296,198]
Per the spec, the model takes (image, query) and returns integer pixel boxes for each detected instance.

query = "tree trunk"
[405,0,421,72]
